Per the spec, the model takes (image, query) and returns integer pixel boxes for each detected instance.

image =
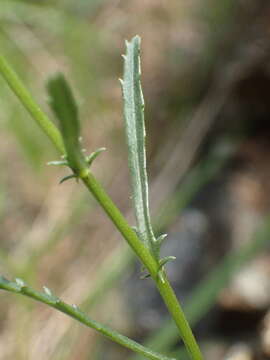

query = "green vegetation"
[0,2,268,360]
[0,35,202,360]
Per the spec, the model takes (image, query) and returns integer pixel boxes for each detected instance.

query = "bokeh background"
[1,1,270,359]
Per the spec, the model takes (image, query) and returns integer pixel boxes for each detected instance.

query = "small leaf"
[156,234,167,246]
[121,36,156,255]
[47,74,87,171]
[153,233,168,258]
[86,147,106,166]
[140,273,151,280]
[43,286,53,296]
[15,278,25,289]
[47,160,68,166]
[159,256,176,269]
[43,286,59,304]
[59,174,77,184]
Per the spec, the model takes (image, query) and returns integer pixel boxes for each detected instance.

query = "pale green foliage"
[120,37,156,253]
[120,36,167,261]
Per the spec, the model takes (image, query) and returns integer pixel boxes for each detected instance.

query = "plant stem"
[156,276,202,360]
[80,171,203,360]
[0,55,65,154]
[0,277,174,360]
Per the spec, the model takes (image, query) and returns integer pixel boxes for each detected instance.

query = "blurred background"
[1,0,270,359]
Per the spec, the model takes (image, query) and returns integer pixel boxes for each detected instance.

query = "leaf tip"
[59,174,77,184]
[159,256,176,269]
[132,35,141,44]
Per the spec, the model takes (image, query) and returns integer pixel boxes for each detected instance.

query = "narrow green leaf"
[86,147,106,166]
[59,174,77,184]
[47,160,68,166]
[47,73,87,171]
[121,36,156,255]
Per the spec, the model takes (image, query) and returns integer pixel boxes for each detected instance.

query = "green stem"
[80,171,203,360]
[0,54,203,360]
[156,276,202,360]
[0,277,174,360]
[0,55,65,154]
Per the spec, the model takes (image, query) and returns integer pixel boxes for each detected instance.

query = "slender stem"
[0,55,65,154]
[81,171,203,360]
[156,276,202,360]
[0,277,174,360]
[0,54,203,360]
